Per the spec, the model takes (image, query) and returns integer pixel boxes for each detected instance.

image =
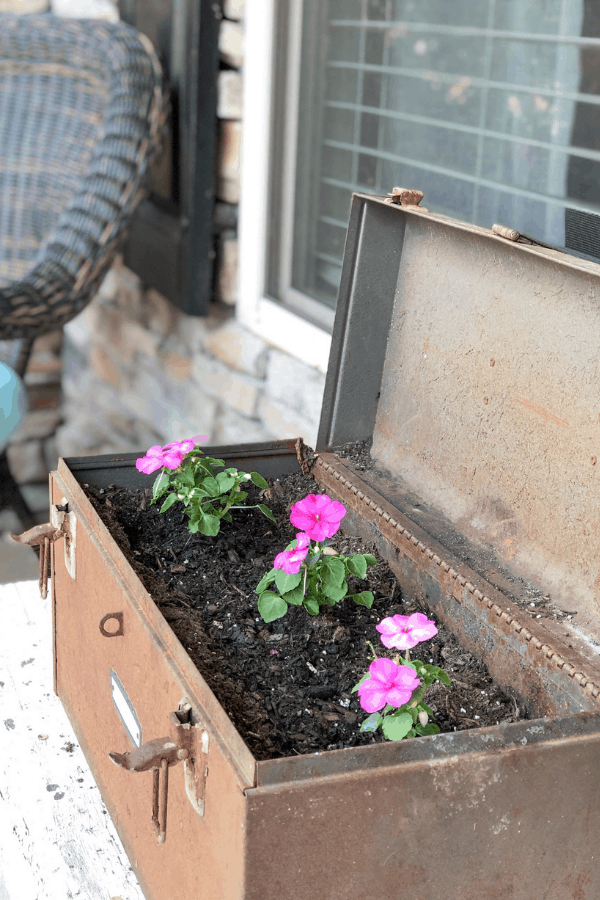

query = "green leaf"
[382,713,414,741]
[364,554,377,567]
[351,590,374,608]
[198,514,220,536]
[321,557,345,587]
[250,472,269,489]
[359,713,382,733]
[322,579,348,602]
[347,554,367,579]
[255,568,277,594]
[281,584,305,606]
[159,492,179,514]
[258,503,276,522]
[424,665,451,686]
[351,673,370,693]
[202,476,221,497]
[202,456,225,469]
[414,723,440,736]
[152,471,170,499]
[236,490,248,502]
[178,469,195,486]
[304,597,320,615]
[258,592,288,623]
[275,569,302,594]
[216,472,236,492]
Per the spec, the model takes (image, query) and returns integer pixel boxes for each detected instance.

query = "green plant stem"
[366,640,378,660]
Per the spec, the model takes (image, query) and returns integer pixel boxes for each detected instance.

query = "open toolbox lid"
[314,189,600,706]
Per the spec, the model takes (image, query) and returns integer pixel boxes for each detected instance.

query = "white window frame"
[237,0,332,375]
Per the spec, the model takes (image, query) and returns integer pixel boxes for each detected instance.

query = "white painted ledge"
[0,580,144,900]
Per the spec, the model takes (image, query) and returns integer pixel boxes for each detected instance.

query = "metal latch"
[10,499,76,599]
[109,701,209,844]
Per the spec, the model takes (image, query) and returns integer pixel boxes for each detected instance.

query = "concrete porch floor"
[0,578,145,900]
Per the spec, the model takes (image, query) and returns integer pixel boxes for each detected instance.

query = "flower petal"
[323,499,346,523]
[385,685,415,707]
[369,656,401,684]
[357,680,388,712]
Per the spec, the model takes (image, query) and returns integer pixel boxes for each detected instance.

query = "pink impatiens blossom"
[135,435,208,475]
[289,494,346,541]
[376,612,438,651]
[163,436,208,456]
[274,533,311,574]
[357,658,421,713]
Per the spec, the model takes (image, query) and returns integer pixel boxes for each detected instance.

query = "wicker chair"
[0,14,165,529]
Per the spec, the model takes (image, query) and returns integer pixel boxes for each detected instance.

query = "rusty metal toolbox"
[47,191,600,899]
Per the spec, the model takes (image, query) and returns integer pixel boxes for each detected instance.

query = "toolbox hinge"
[492,223,561,252]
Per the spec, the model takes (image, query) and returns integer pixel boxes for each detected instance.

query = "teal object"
[0,362,28,453]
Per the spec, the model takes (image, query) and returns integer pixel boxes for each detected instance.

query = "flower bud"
[418,710,429,727]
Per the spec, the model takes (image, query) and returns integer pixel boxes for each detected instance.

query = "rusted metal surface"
[10,514,69,598]
[320,193,600,635]
[49,195,600,897]
[247,712,600,900]
[385,186,428,210]
[365,201,600,629]
[50,462,255,900]
[51,446,600,898]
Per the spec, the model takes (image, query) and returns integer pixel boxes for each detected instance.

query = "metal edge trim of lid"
[355,191,600,276]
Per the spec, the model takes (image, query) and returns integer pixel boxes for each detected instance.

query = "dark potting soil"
[84,468,525,761]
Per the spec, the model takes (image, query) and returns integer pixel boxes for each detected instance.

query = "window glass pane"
[391,0,490,28]
[287,0,600,315]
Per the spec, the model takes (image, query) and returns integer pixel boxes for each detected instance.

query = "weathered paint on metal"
[49,191,600,898]
[52,446,600,899]
[50,463,254,900]
[246,714,600,900]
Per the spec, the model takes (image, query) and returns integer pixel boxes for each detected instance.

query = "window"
[240,0,600,365]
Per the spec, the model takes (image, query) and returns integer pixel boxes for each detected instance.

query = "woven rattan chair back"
[0,14,165,345]
[0,15,164,531]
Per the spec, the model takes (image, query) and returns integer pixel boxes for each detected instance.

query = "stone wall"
[56,258,325,459]
[8,0,326,495]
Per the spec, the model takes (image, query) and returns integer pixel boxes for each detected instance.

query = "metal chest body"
[50,193,600,899]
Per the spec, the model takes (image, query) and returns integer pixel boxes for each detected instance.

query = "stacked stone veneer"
[56,258,325,458]
[9,0,326,478]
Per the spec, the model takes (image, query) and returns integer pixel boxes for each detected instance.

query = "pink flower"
[135,435,208,475]
[289,494,346,541]
[376,613,438,651]
[357,658,421,712]
[274,533,311,574]
[163,435,208,456]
